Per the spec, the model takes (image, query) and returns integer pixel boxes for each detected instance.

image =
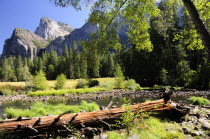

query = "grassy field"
[27,88,108,96]
[0,78,116,89]
[107,117,185,139]
[4,101,99,118]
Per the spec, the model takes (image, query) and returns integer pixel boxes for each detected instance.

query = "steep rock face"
[45,21,129,55]
[35,17,74,40]
[2,28,48,59]
[45,22,99,55]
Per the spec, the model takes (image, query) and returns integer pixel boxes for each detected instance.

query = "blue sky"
[0,0,90,54]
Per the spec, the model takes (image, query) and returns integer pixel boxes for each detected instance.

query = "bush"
[114,77,125,89]
[0,85,25,92]
[176,70,197,87]
[76,79,89,88]
[55,74,67,89]
[88,80,99,87]
[0,89,18,96]
[33,71,49,91]
[114,78,141,90]
[190,96,210,105]
[0,85,25,96]
[124,79,141,90]
[99,81,114,90]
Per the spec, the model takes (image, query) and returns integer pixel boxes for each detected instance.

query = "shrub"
[76,79,89,88]
[0,85,24,92]
[124,79,141,90]
[153,84,161,89]
[176,70,197,87]
[190,96,210,105]
[99,81,114,90]
[55,74,67,89]
[33,71,49,91]
[114,78,141,90]
[88,80,99,87]
[114,77,125,89]
[0,85,25,96]
[0,89,18,96]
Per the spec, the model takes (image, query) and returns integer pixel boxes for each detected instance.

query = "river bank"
[0,90,209,138]
[0,90,209,103]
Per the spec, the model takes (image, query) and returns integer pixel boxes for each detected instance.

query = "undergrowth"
[108,98,185,139]
[0,85,25,96]
[108,116,185,139]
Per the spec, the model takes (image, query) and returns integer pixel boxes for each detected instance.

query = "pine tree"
[63,45,70,77]
[0,57,9,81]
[69,46,74,79]
[80,55,88,78]
[90,51,100,78]
[7,56,16,81]
[15,55,24,81]
[72,43,80,78]
[106,53,115,77]
[80,46,88,78]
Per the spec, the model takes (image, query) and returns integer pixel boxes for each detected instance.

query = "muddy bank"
[0,90,209,103]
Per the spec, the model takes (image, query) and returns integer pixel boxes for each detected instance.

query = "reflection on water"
[0,94,209,118]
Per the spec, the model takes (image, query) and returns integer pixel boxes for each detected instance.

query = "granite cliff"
[2,28,48,59]
[2,17,129,59]
[35,17,74,40]
[45,22,99,55]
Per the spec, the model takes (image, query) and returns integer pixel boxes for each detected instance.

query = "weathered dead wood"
[0,99,187,137]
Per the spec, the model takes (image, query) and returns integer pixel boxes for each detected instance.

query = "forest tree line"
[0,0,210,89]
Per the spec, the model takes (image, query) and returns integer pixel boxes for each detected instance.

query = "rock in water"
[2,27,48,59]
[35,17,74,40]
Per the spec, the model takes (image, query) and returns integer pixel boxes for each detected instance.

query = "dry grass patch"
[0,78,116,89]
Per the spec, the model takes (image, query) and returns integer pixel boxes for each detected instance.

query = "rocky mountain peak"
[2,27,48,59]
[80,22,99,34]
[35,17,74,40]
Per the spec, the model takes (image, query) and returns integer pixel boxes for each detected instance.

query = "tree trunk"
[0,98,188,138]
[182,0,210,57]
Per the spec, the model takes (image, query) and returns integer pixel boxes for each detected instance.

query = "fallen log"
[0,98,189,138]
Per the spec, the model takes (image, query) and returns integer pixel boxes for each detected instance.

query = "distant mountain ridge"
[1,17,74,59]
[2,27,48,59]
[35,17,74,40]
[1,17,129,59]
[45,22,99,55]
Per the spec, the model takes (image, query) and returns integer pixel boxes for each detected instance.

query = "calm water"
[0,94,209,118]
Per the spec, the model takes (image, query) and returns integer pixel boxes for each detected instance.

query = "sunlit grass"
[4,101,100,118]
[27,88,108,96]
[0,78,116,89]
[107,117,185,139]
[190,96,210,105]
